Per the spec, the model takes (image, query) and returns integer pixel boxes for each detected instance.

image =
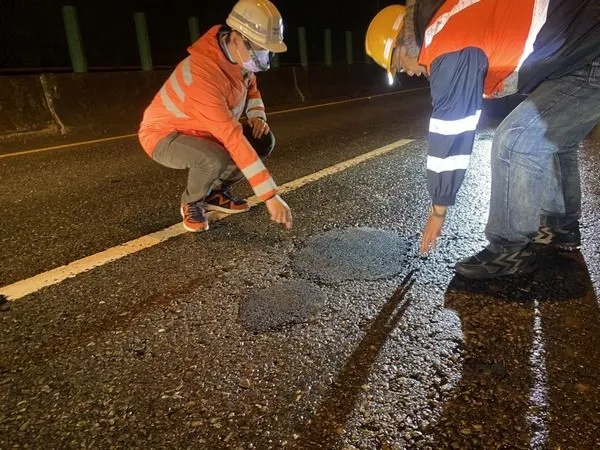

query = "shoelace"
[187,201,206,220]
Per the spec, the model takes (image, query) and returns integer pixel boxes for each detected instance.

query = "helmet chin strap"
[233,46,250,74]
[219,30,236,64]
[234,46,245,66]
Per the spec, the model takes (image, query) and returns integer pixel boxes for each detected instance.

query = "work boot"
[532,224,581,251]
[180,200,209,232]
[455,244,538,280]
[205,187,250,214]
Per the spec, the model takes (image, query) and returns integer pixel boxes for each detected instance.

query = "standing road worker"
[138,0,292,232]
[366,0,600,279]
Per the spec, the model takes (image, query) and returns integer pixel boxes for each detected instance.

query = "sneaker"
[205,188,250,214]
[455,245,538,280]
[532,225,581,251]
[180,201,209,232]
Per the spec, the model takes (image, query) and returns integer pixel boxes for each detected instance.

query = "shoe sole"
[533,242,580,252]
[180,206,209,232]
[555,245,580,252]
[205,204,250,214]
[182,222,209,232]
[455,262,539,280]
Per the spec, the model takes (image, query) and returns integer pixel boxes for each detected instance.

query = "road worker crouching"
[139,0,293,232]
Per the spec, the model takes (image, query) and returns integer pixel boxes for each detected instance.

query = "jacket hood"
[187,25,227,61]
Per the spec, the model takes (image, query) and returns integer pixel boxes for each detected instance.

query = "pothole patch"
[239,280,325,331]
[292,227,412,283]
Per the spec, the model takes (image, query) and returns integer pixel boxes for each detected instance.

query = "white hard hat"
[226,0,287,53]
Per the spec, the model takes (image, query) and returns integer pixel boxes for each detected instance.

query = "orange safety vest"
[418,0,549,98]
[139,25,276,202]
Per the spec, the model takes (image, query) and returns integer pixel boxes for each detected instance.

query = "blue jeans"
[485,56,600,252]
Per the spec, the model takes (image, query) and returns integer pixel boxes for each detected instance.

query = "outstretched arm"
[420,47,488,253]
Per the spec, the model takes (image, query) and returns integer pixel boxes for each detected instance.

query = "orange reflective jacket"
[139,25,276,202]
[418,0,547,98]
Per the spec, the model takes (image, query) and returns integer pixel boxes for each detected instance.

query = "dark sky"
[0,0,403,71]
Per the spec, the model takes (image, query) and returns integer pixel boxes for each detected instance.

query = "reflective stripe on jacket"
[418,0,549,99]
[138,25,276,202]
[416,0,600,206]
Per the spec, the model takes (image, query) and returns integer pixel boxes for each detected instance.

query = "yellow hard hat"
[365,5,406,84]
[226,0,287,53]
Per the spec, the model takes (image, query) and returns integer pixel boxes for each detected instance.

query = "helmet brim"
[243,34,287,53]
[263,41,287,53]
[228,27,288,54]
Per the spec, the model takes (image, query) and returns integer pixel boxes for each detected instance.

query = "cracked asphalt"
[1,89,600,449]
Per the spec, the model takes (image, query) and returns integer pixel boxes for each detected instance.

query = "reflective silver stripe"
[499,0,549,97]
[232,104,244,119]
[169,72,185,101]
[253,178,277,198]
[427,154,470,173]
[384,38,394,61]
[424,0,480,47]
[182,57,192,86]
[429,110,481,135]
[392,12,404,31]
[242,159,267,180]
[516,0,549,71]
[232,98,245,119]
[229,11,268,37]
[246,98,265,110]
[246,110,267,120]
[160,87,188,119]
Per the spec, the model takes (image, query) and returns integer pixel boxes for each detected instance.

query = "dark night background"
[0,0,404,73]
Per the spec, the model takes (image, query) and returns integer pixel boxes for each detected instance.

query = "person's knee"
[493,101,549,161]
[493,116,534,162]
[189,145,231,178]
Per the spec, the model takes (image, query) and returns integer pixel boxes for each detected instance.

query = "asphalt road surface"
[1,90,599,449]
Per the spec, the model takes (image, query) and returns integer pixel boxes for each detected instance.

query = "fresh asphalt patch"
[238,279,326,331]
[292,227,414,284]
[238,227,416,332]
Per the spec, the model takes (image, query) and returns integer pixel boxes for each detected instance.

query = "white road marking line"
[0,88,427,159]
[246,139,414,205]
[268,88,427,116]
[0,138,413,301]
[0,134,138,158]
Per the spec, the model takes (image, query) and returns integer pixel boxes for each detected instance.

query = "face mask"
[240,41,271,72]
[255,50,272,70]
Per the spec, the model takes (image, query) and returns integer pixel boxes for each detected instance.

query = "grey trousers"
[152,124,275,204]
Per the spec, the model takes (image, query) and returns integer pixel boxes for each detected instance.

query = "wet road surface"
[1,90,599,449]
